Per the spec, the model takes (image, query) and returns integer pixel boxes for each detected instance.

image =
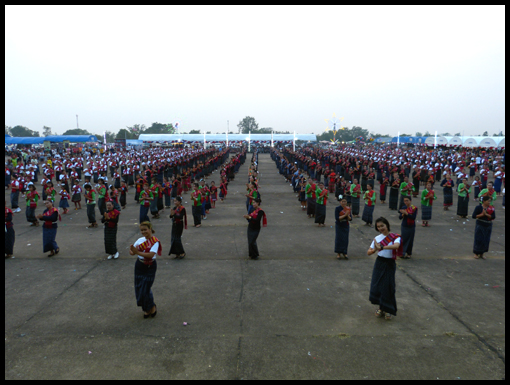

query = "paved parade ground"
[5,153,505,380]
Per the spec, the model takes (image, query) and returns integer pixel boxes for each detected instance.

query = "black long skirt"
[389,188,399,210]
[191,206,201,226]
[314,203,326,224]
[473,221,492,255]
[5,226,15,255]
[120,194,126,207]
[104,226,118,254]
[457,196,469,216]
[134,259,157,313]
[247,227,260,258]
[87,204,96,224]
[43,227,58,253]
[443,190,453,206]
[306,197,316,216]
[169,222,185,255]
[369,257,397,316]
[351,197,360,216]
[401,225,415,256]
[26,206,37,223]
[334,223,349,254]
[421,205,432,221]
[362,204,375,224]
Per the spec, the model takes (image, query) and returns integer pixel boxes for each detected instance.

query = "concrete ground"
[5,153,505,380]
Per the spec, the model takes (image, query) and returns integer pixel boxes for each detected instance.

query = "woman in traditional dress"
[84,183,98,228]
[420,182,437,227]
[300,178,307,210]
[440,174,454,211]
[45,181,56,203]
[367,217,402,320]
[129,221,161,318]
[102,201,120,260]
[334,196,352,260]
[305,180,316,218]
[5,201,15,258]
[58,183,70,215]
[478,181,496,204]
[25,183,40,227]
[209,181,218,209]
[350,178,362,217]
[314,182,328,227]
[472,196,495,260]
[493,165,504,196]
[109,185,121,211]
[411,166,421,198]
[472,176,481,201]
[119,180,128,209]
[168,196,187,259]
[163,177,172,208]
[457,178,471,218]
[97,178,107,216]
[190,183,202,227]
[388,173,400,210]
[379,177,388,204]
[362,183,376,227]
[71,180,82,210]
[37,200,60,257]
[149,178,160,219]
[139,183,153,224]
[243,198,267,260]
[399,196,418,259]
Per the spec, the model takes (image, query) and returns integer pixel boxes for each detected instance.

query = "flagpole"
[248,131,251,152]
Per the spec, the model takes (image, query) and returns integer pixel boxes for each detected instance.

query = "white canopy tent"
[424,136,449,146]
[138,133,317,145]
[462,137,485,147]
[477,137,500,148]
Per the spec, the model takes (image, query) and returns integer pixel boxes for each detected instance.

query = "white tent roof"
[477,137,499,148]
[138,133,317,142]
[462,137,484,147]
[424,136,449,145]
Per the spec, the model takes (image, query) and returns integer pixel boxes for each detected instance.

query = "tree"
[424,131,432,137]
[43,126,52,136]
[237,116,258,134]
[143,122,175,134]
[454,132,461,137]
[10,125,40,137]
[189,129,201,134]
[62,128,92,136]
[104,130,116,143]
[441,132,451,136]
[5,125,12,136]
[415,132,423,137]
[126,124,146,138]
[116,129,137,140]
[482,131,488,136]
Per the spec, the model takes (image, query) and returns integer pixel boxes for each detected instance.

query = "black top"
[247,209,264,231]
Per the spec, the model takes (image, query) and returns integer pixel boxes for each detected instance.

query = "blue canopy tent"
[391,136,427,144]
[5,135,98,145]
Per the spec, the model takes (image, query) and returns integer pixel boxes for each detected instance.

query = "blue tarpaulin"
[5,135,98,145]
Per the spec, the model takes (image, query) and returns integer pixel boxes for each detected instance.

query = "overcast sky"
[5,5,505,137]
